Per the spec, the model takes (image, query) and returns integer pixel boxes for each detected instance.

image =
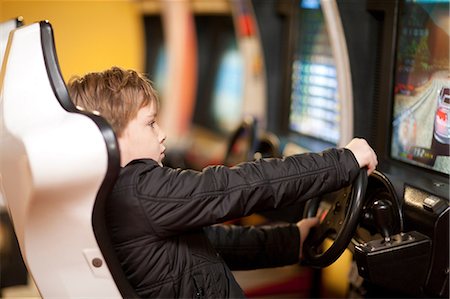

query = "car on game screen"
[433,87,450,144]
[394,82,415,95]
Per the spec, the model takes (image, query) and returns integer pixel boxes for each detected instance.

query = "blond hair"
[68,66,158,137]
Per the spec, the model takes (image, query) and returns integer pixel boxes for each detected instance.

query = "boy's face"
[118,101,166,166]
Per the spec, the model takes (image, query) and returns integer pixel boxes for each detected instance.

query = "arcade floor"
[1,265,315,299]
[2,265,358,299]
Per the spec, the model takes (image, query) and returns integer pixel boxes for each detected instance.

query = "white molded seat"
[0,21,137,298]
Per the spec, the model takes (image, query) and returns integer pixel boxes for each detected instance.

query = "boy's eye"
[148,121,156,128]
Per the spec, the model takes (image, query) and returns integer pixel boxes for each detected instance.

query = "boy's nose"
[160,131,167,143]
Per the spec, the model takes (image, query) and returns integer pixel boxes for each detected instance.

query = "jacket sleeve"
[129,147,359,238]
[204,224,301,270]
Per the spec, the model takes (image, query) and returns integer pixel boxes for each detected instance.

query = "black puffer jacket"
[106,148,359,298]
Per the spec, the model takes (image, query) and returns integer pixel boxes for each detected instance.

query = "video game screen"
[152,45,167,93]
[192,16,244,137]
[288,0,340,145]
[390,0,450,175]
[211,37,244,135]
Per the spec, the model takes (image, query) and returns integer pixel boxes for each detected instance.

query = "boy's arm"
[130,147,360,237]
[204,224,300,270]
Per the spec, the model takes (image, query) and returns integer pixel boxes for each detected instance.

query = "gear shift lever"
[372,199,395,242]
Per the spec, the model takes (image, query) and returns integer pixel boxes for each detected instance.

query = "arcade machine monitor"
[354,2,449,296]
[390,0,449,175]
[193,15,244,137]
[207,36,243,135]
[283,0,353,155]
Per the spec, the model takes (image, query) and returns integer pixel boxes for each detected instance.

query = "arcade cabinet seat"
[0,21,138,298]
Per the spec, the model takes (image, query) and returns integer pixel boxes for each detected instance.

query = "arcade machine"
[272,0,449,297]
[350,0,449,297]
[256,0,359,297]
[142,0,269,170]
[223,0,282,167]
[244,0,449,297]
[253,0,409,296]
[229,0,268,131]
[256,0,380,157]
[277,0,353,155]
[261,0,355,231]
[187,9,245,169]
[0,16,29,294]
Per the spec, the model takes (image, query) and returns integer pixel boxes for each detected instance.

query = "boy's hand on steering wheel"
[345,138,378,175]
[296,217,320,259]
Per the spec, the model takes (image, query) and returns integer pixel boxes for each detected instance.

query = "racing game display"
[390,0,450,175]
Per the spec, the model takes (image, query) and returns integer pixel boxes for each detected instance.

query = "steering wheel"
[223,116,258,166]
[301,168,368,268]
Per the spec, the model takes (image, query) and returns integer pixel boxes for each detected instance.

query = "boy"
[68,66,377,298]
